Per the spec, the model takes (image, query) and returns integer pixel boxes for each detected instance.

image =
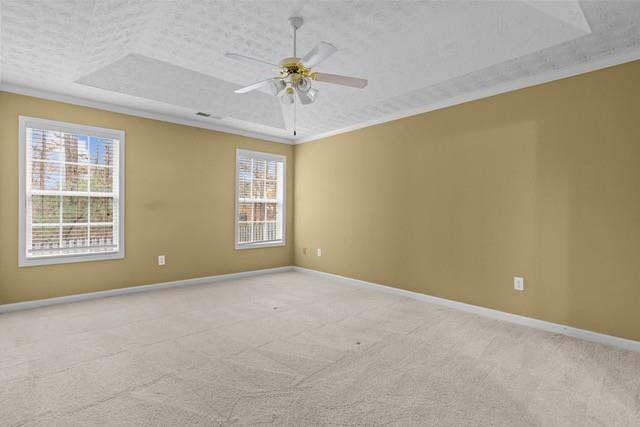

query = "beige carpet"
[1,271,639,426]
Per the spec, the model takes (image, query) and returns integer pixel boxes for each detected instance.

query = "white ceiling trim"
[3,47,640,147]
[2,1,639,142]
[0,82,293,145]
[294,48,640,144]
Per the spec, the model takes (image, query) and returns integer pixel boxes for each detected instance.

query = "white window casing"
[19,116,125,266]
[235,149,286,249]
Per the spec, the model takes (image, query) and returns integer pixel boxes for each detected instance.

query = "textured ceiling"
[77,53,285,129]
[1,1,640,143]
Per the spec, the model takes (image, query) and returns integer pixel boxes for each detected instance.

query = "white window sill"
[19,251,124,267]
[235,241,286,250]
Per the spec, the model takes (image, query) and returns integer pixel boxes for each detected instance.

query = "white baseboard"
[0,266,294,313]
[4,264,638,353]
[293,266,640,353]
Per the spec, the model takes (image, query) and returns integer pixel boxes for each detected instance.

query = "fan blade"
[312,72,368,88]
[301,42,337,68]
[225,52,279,68]
[296,88,313,105]
[235,78,275,94]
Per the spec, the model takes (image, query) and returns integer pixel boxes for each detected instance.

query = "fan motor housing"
[279,57,310,77]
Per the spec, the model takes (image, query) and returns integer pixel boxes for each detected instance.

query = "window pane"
[62,196,88,223]
[74,135,91,163]
[252,222,264,241]
[238,223,251,243]
[253,159,266,180]
[32,161,62,190]
[265,181,277,199]
[31,129,63,161]
[265,222,278,241]
[62,225,88,248]
[239,203,252,222]
[239,158,252,179]
[90,167,113,192]
[90,197,113,223]
[89,225,114,247]
[239,180,251,198]
[63,133,90,164]
[64,164,89,191]
[253,203,265,221]
[252,180,265,199]
[266,203,277,221]
[32,195,60,223]
[31,226,60,250]
[89,137,116,166]
[266,161,278,180]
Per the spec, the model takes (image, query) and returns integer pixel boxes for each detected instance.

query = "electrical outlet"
[514,276,524,291]
[158,255,165,266]
[316,248,322,257]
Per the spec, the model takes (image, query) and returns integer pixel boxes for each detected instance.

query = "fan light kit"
[225,16,368,136]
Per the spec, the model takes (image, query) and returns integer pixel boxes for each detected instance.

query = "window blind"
[24,124,121,260]
[236,150,285,247]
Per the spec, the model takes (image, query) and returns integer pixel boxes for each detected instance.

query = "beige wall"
[294,60,640,341]
[2,60,640,342]
[0,92,293,304]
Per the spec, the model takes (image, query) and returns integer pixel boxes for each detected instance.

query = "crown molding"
[0,83,294,145]
[294,47,640,144]
[3,47,640,146]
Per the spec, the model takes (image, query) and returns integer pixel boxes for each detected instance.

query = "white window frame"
[18,116,125,267]
[235,149,286,250]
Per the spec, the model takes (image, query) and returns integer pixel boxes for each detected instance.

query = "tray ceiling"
[1,1,640,143]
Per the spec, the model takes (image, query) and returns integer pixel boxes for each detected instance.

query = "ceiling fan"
[225,16,367,135]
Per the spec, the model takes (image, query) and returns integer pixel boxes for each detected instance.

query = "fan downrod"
[288,16,303,30]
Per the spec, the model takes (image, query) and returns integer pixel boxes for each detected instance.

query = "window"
[235,149,286,249]
[19,117,124,266]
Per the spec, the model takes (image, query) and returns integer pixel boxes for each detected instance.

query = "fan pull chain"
[294,99,297,136]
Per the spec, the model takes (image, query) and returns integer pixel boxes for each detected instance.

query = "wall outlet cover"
[514,276,524,291]
[158,255,166,266]
[317,248,322,257]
